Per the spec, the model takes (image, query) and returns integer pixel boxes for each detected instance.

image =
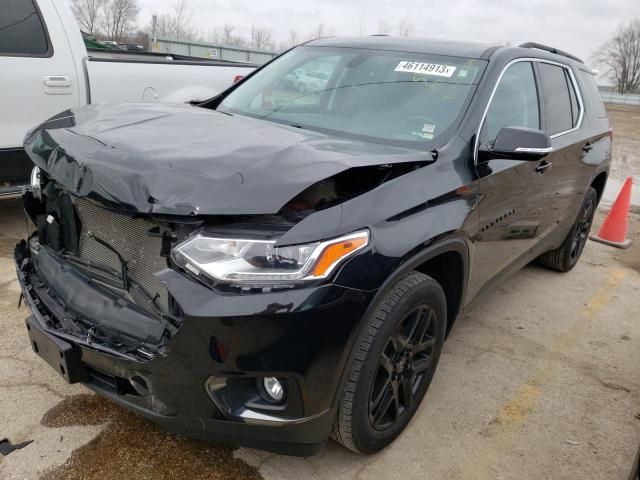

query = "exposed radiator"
[74,198,170,313]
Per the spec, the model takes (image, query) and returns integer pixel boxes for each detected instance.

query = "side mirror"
[479,127,552,161]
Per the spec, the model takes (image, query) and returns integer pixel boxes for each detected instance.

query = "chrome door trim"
[474,57,585,165]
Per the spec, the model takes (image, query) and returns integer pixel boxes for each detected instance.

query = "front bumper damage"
[15,240,375,456]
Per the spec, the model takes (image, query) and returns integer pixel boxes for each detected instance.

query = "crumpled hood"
[24,103,431,215]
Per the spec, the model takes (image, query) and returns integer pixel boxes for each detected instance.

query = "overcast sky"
[137,0,640,67]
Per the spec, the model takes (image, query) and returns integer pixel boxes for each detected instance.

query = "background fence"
[154,38,279,64]
[600,91,640,106]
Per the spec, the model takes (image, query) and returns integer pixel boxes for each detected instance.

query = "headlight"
[172,230,369,284]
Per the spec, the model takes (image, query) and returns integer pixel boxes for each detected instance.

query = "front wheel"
[332,271,446,453]
[537,187,598,272]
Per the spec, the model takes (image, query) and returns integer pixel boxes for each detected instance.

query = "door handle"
[43,75,73,95]
[535,160,552,174]
[582,143,594,153]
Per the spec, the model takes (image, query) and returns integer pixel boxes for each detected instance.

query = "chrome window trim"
[474,57,585,164]
[514,147,554,153]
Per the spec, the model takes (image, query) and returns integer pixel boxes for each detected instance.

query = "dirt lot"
[0,105,639,480]
[607,104,640,182]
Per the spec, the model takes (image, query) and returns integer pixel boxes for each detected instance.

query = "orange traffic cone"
[590,176,633,249]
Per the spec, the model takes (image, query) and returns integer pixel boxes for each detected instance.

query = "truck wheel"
[537,187,598,272]
[332,271,446,453]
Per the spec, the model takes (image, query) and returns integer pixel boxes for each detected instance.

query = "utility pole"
[151,14,157,52]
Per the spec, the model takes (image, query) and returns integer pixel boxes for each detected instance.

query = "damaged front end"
[14,173,381,454]
[16,178,199,361]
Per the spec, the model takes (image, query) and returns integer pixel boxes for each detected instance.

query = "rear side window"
[480,61,540,145]
[579,71,607,119]
[567,71,580,126]
[538,63,580,135]
[0,0,50,56]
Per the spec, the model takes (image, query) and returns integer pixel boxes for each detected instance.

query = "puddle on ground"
[40,394,262,480]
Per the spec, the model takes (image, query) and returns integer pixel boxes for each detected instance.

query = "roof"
[304,36,497,59]
[304,37,586,68]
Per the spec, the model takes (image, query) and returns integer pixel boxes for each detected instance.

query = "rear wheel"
[332,271,446,453]
[537,187,598,272]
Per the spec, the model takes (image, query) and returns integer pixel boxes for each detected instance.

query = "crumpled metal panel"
[23,103,432,216]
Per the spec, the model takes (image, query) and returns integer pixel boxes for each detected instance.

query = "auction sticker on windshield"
[395,61,456,77]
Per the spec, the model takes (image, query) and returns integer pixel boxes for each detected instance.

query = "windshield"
[218,46,486,148]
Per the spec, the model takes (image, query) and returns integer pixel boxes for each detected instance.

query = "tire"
[332,271,447,454]
[537,187,598,272]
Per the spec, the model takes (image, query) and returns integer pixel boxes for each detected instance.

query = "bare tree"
[308,23,328,40]
[377,19,390,35]
[288,29,299,47]
[154,0,197,40]
[71,0,104,36]
[276,30,300,51]
[397,18,414,38]
[250,25,274,51]
[595,19,640,94]
[222,24,235,45]
[103,0,139,42]
[171,0,193,39]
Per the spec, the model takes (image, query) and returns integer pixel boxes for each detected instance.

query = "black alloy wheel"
[369,305,437,431]
[537,187,598,272]
[332,271,447,454]
[569,196,594,262]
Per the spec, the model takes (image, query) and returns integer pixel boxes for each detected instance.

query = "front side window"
[218,46,486,148]
[538,63,579,135]
[0,0,50,56]
[480,61,540,146]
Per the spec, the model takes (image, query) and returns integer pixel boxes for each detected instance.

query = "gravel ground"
[0,105,638,480]
[604,104,640,208]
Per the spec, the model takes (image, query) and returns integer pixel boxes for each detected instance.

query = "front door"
[469,60,554,299]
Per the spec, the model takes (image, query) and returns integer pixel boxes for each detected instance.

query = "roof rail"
[518,42,584,64]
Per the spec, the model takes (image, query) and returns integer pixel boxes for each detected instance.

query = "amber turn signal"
[312,234,368,277]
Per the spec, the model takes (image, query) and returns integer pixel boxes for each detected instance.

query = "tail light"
[233,75,245,84]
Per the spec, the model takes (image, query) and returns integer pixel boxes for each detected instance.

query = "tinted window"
[0,0,50,56]
[579,71,607,118]
[566,70,580,126]
[538,63,575,135]
[480,62,539,145]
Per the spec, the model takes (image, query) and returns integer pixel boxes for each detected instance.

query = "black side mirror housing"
[479,127,552,161]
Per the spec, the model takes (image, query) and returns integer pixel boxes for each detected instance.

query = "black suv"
[15,37,611,456]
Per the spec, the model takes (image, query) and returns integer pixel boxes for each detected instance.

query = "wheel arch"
[370,238,470,337]
[329,237,470,413]
[590,171,608,205]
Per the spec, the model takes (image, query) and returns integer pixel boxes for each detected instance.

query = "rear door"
[533,61,589,245]
[0,0,80,151]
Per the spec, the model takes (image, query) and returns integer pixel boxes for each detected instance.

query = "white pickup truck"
[0,0,257,196]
